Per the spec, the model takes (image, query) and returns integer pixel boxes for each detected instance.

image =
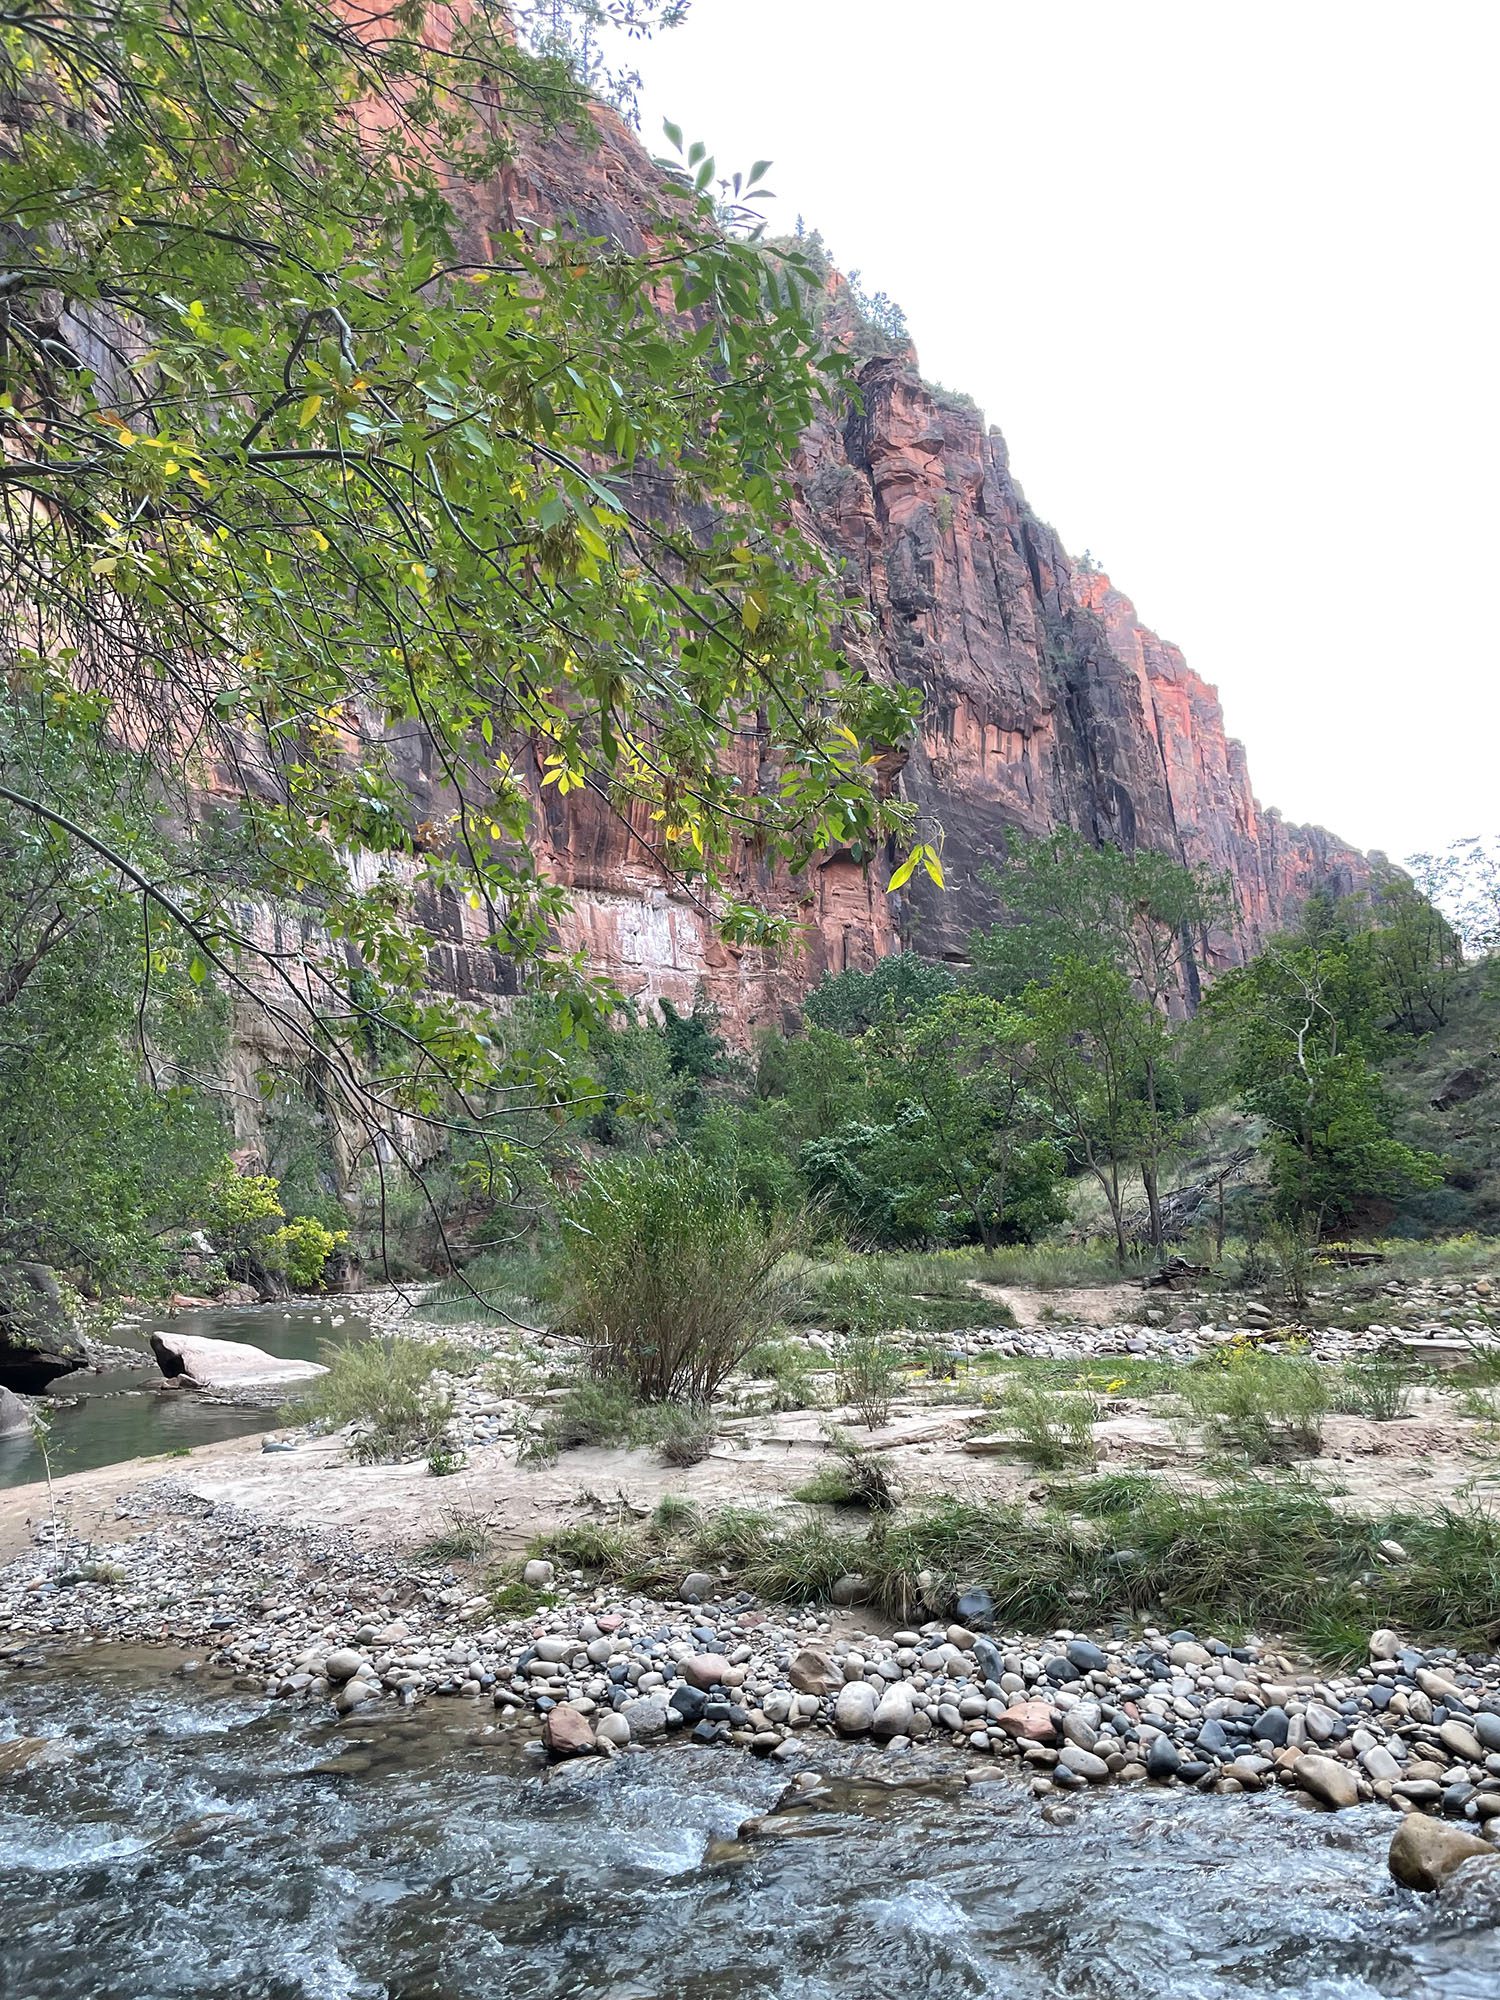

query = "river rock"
[788,1645,842,1696]
[1389,1815,1497,1891]
[149,1331,328,1390]
[1438,1720,1484,1764]
[621,1692,670,1741]
[0,1386,32,1438]
[324,1649,365,1683]
[1361,1745,1403,1783]
[594,1712,630,1749]
[834,1682,877,1734]
[0,1735,73,1776]
[996,1700,1058,1743]
[543,1704,595,1757]
[1146,1735,1181,1780]
[1058,1745,1110,1782]
[522,1560,555,1589]
[955,1587,995,1630]
[683,1654,730,1690]
[679,1572,716,1603]
[829,1574,870,1607]
[1294,1754,1360,1809]
[332,1679,378,1714]
[872,1685,914,1739]
[1368,1628,1401,1661]
[0,1264,85,1393]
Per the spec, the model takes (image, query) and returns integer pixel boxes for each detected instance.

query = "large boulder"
[0,1386,34,1438]
[149,1330,327,1391]
[0,1264,85,1393]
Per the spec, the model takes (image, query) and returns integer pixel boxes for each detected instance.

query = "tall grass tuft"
[1180,1352,1328,1464]
[555,1152,801,1403]
[299,1337,457,1463]
[978,1382,1097,1468]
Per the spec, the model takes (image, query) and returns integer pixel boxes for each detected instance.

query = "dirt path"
[969,1279,1142,1329]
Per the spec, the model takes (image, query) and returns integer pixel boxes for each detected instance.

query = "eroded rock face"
[415,111,1373,1041]
[149,1332,328,1392]
[0,1264,85,1394]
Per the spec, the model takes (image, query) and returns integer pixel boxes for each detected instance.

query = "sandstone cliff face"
[432,108,1371,1036]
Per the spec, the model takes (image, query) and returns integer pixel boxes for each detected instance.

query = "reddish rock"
[682,1654,731,1691]
[244,83,1374,1060]
[542,1704,596,1758]
[787,1645,843,1697]
[419,112,1374,1042]
[996,1701,1060,1744]
[595,1615,625,1634]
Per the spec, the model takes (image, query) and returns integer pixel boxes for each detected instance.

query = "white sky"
[617,0,1498,864]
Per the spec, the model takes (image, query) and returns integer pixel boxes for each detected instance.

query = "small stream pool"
[0,1303,372,1490]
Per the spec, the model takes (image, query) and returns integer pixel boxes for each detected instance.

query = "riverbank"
[3,1279,1499,1844]
[3,1460,1500,1839]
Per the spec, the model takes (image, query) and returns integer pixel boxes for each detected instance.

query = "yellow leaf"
[297,393,323,429]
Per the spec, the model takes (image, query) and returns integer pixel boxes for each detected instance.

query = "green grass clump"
[863,1479,1500,1651]
[1328,1362,1412,1421]
[786,1251,1018,1333]
[414,1247,552,1328]
[506,1474,1500,1655]
[420,1506,495,1565]
[742,1336,826,1411]
[652,1403,717,1467]
[964,1242,1148,1289]
[1180,1352,1329,1464]
[299,1336,458,1463]
[975,1382,1097,1468]
[791,1432,897,1511]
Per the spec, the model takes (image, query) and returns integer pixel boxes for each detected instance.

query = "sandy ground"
[971,1280,1144,1328]
[5,1370,1496,1573]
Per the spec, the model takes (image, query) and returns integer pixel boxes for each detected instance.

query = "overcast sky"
[617,0,1497,864]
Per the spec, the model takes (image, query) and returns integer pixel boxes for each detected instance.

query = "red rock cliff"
[422,104,1372,1034]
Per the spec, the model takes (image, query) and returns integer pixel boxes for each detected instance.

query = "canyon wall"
[431,105,1373,1037]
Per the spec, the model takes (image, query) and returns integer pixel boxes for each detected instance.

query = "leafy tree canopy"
[0,0,917,1180]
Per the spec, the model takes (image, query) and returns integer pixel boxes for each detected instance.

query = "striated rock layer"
[432,106,1373,1038]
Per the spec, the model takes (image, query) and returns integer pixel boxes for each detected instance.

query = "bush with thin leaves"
[837,1335,900,1429]
[555,1151,802,1403]
[978,1381,1097,1468]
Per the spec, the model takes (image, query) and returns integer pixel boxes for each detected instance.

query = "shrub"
[554,1151,801,1403]
[263,1214,347,1290]
[540,1378,641,1454]
[1181,1353,1329,1464]
[653,1404,717,1467]
[742,1337,824,1411]
[299,1337,456,1463]
[837,1335,901,1428]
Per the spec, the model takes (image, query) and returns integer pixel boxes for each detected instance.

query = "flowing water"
[0,1304,371,1490]
[1,1656,1497,1999]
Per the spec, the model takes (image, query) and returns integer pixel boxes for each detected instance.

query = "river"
[0,1303,372,1490]
[1,1654,1497,1999]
